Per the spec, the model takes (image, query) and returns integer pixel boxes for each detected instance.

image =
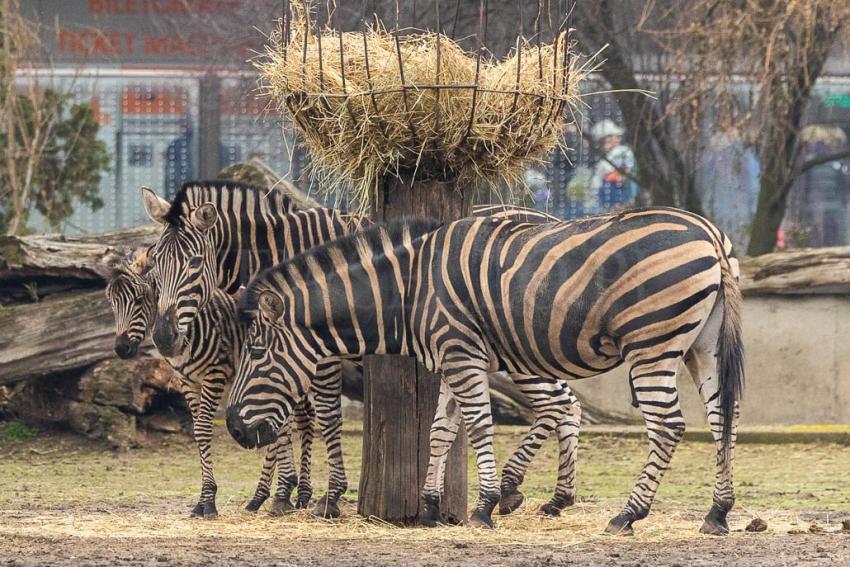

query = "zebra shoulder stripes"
[226,208,743,535]
[105,248,315,517]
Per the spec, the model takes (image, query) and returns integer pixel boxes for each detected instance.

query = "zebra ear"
[258,290,284,322]
[141,186,169,224]
[191,203,218,231]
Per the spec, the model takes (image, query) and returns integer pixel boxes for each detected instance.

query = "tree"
[572,0,850,255]
[0,0,110,235]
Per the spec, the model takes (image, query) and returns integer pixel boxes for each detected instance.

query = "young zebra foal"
[227,209,744,535]
[106,249,315,517]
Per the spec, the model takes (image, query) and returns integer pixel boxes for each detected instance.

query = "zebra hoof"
[190,501,218,520]
[499,487,525,515]
[420,495,443,527]
[269,496,295,516]
[699,504,730,536]
[295,489,313,509]
[468,509,495,529]
[314,495,341,519]
[245,494,268,513]
[604,513,635,536]
[539,502,562,517]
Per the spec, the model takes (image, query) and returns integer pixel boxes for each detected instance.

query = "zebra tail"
[716,250,744,456]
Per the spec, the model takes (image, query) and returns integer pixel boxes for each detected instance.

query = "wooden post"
[357,175,469,524]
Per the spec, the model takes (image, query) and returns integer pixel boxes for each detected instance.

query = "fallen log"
[739,246,850,295]
[2,357,184,449]
[0,224,159,304]
[0,290,158,385]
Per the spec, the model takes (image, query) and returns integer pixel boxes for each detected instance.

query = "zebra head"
[105,248,156,359]
[142,187,218,358]
[226,289,315,450]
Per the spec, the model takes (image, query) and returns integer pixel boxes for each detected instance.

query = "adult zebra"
[226,209,744,535]
[141,180,574,519]
[105,248,316,518]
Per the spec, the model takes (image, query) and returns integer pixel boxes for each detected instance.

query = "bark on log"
[2,357,182,449]
[0,224,159,303]
[739,246,850,295]
[0,290,162,385]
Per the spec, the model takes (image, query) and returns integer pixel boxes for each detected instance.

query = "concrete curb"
[580,426,850,445]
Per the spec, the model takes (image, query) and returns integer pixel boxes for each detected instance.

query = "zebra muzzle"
[226,406,276,449]
[152,308,184,357]
[114,335,139,359]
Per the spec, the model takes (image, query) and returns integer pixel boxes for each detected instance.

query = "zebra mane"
[163,180,296,226]
[106,245,154,284]
[238,217,442,321]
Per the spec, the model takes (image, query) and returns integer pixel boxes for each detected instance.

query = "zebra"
[141,181,357,518]
[226,208,744,536]
[105,248,315,518]
[140,179,579,519]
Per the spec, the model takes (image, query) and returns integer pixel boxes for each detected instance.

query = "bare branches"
[1,0,109,235]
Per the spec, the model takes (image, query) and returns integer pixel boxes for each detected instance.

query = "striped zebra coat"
[105,249,316,517]
[227,208,744,535]
[142,182,355,518]
[141,180,577,519]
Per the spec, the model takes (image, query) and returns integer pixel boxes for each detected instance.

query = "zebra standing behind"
[105,248,315,517]
[226,208,743,535]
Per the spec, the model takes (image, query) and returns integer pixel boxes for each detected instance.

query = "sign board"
[23,0,282,69]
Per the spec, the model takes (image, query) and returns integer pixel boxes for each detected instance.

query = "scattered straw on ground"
[2,500,844,548]
[257,5,596,212]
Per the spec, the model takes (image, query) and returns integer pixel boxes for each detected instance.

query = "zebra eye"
[188,256,203,269]
[249,346,264,360]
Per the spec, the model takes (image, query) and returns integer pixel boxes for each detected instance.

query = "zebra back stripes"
[227,207,743,534]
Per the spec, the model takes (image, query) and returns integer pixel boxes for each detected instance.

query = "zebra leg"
[312,361,347,519]
[182,389,206,518]
[442,364,500,529]
[605,360,685,536]
[421,380,463,527]
[269,419,298,516]
[684,307,738,536]
[499,374,575,516]
[293,397,316,509]
[189,377,224,519]
[540,392,581,517]
[245,438,279,512]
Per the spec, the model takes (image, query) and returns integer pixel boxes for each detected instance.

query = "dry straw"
[257,3,593,212]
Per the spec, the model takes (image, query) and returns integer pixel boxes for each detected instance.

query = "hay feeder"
[258,0,585,525]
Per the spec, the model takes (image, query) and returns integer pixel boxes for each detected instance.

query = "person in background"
[590,119,637,212]
[699,129,760,251]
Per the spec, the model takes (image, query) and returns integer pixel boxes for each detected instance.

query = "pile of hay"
[257,8,592,209]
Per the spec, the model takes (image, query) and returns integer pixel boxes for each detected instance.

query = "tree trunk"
[747,178,785,256]
[358,176,469,524]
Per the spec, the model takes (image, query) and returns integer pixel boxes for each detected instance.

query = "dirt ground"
[1,424,848,566]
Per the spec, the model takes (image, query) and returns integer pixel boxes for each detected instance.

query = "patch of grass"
[0,423,847,517]
[0,420,37,442]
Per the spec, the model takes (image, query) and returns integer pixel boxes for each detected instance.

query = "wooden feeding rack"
[259,0,583,524]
